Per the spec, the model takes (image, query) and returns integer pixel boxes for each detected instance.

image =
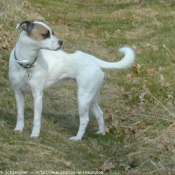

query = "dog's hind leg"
[14,90,25,132]
[90,95,105,135]
[69,89,91,141]
[70,68,104,140]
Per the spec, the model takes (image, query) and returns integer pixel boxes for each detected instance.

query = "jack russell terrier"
[9,20,135,140]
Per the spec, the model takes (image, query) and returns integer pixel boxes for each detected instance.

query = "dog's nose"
[58,40,63,46]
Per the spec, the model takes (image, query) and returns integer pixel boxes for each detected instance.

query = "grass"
[0,0,175,174]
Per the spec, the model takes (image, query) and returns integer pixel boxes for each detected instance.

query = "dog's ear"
[16,21,34,33]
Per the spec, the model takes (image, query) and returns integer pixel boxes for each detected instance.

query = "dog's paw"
[30,134,39,139]
[14,124,24,133]
[30,132,39,138]
[30,126,40,138]
[69,136,81,141]
[96,131,105,135]
[30,135,39,139]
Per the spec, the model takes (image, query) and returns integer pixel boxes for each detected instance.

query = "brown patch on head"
[29,23,50,41]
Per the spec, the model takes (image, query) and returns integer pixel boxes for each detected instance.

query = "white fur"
[9,21,135,140]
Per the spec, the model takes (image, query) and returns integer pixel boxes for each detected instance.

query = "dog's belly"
[44,78,68,89]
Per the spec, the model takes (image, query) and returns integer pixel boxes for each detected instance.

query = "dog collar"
[14,49,37,69]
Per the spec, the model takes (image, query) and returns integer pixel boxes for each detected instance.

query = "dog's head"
[16,20,63,51]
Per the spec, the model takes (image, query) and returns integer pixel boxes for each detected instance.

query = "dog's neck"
[15,41,38,62]
[14,32,40,68]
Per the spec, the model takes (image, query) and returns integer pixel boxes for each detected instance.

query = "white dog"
[9,20,135,140]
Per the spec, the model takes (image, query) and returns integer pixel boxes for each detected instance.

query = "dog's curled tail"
[95,46,135,70]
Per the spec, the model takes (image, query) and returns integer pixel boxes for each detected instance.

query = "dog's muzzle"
[57,40,63,50]
[58,40,63,46]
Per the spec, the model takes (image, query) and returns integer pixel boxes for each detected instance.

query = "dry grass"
[0,0,175,174]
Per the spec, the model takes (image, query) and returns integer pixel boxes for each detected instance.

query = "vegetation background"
[0,0,175,174]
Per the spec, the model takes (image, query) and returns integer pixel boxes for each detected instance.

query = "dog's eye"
[41,31,50,38]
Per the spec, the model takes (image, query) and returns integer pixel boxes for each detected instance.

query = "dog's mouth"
[55,45,62,51]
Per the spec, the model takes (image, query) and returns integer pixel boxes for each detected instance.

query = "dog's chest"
[10,63,40,89]
[17,67,33,80]
[22,71,32,81]
[10,69,31,88]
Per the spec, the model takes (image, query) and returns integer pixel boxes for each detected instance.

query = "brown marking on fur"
[29,23,50,41]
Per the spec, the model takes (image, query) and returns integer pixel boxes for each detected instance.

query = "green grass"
[1,0,175,174]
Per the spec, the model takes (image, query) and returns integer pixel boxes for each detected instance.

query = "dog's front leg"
[30,90,43,138]
[14,90,25,132]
